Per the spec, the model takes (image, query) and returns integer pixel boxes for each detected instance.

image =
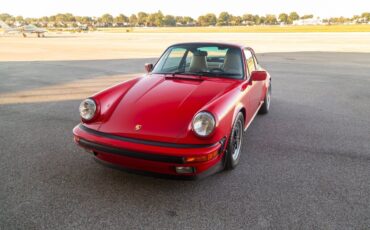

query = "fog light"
[175,166,195,174]
[74,136,80,143]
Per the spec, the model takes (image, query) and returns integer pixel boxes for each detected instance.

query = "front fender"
[199,86,244,144]
[87,76,143,124]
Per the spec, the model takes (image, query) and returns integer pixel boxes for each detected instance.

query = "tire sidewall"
[266,84,271,110]
[225,112,244,169]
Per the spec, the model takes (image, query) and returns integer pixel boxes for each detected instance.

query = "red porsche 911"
[73,42,271,178]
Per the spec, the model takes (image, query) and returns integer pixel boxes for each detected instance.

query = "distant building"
[353,17,369,24]
[279,22,286,26]
[242,21,255,26]
[14,21,23,27]
[293,18,323,25]
[176,21,196,26]
[47,22,56,28]
[112,22,129,27]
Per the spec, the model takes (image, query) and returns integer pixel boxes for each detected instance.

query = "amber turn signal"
[183,150,219,163]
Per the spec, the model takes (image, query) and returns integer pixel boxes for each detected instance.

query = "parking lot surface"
[1,52,370,229]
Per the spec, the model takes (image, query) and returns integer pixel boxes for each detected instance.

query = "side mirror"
[145,63,153,73]
[251,71,267,81]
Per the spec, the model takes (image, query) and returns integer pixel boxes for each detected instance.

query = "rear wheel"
[259,84,271,114]
[225,112,244,170]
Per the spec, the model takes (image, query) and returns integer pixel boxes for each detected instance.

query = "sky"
[1,0,369,18]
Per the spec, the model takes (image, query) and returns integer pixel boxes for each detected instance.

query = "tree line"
[0,11,369,27]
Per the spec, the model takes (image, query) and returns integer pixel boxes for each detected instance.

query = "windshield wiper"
[157,71,241,78]
[172,71,204,77]
[192,71,241,77]
[153,71,199,76]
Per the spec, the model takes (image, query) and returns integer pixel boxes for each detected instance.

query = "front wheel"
[225,112,244,170]
[259,84,271,114]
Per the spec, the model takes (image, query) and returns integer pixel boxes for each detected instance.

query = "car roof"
[170,42,244,49]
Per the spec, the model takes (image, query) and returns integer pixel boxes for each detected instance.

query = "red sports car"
[73,42,271,178]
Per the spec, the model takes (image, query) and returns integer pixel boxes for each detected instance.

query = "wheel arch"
[232,103,246,130]
[224,104,246,170]
[239,107,246,125]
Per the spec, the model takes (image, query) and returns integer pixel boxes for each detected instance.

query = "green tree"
[40,16,49,22]
[278,13,289,24]
[147,11,163,26]
[329,16,350,24]
[362,12,370,21]
[206,13,217,26]
[230,15,242,25]
[175,16,184,25]
[129,14,138,26]
[137,12,148,26]
[183,16,194,25]
[101,13,113,24]
[198,13,217,26]
[301,14,313,19]
[197,16,206,26]
[65,13,76,22]
[289,12,300,22]
[15,16,24,23]
[153,11,164,26]
[163,15,176,26]
[265,14,277,25]
[80,16,93,25]
[242,14,254,25]
[176,16,194,26]
[55,14,67,23]
[25,17,37,25]
[253,15,261,25]
[261,16,267,24]
[217,12,231,25]
[114,14,128,25]
[0,13,13,23]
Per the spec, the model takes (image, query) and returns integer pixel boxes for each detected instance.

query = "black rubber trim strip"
[93,156,224,180]
[78,138,185,164]
[79,124,217,149]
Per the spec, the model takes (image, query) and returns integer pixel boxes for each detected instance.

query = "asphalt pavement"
[1,52,370,229]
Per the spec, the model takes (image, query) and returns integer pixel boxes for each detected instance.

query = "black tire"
[259,84,271,114]
[225,112,244,170]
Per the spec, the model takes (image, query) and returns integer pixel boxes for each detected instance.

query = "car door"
[241,48,264,125]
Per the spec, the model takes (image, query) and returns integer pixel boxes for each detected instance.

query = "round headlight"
[192,112,216,137]
[79,98,96,121]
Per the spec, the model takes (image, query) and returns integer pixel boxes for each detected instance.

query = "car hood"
[98,75,238,143]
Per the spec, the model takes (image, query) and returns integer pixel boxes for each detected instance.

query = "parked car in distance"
[73,42,271,178]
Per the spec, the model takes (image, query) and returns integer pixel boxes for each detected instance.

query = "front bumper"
[73,124,225,177]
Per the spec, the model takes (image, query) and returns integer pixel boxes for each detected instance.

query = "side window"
[160,48,187,72]
[243,49,256,75]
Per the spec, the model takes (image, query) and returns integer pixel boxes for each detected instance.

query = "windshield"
[152,44,244,79]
